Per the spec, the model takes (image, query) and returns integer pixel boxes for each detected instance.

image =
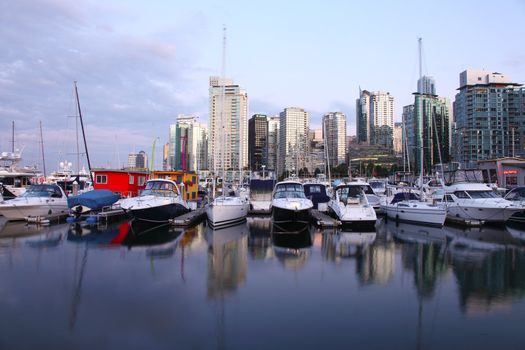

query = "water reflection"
[271,223,313,270]
[247,217,272,260]
[206,222,248,299]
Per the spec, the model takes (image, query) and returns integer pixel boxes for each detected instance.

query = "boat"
[504,186,525,226]
[248,178,275,213]
[327,183,377,230]
[120,179,190,223]
[353,180,382,213]
[382,191,446,227]
[303,182,330,212]
[368,178,388,196]
[67,189,121,221]
[0,150,38,199]
[0,183,69,221]
[206,194,249,228]
[444,182,524,225]
[270,180,313,225]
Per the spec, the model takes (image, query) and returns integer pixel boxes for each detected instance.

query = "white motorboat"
[0,150,37,199]
[0,184,69,221]
[206,195,249,228]
[368,178,387,196]
[443,182,523,225]
[270,181,313,225]
[504,186,525,225]
[121,179,190,224]
[381,191,446,227]
[328,184,377,230]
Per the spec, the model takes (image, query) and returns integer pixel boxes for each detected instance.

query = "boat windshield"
[274,184,306,199]
[141,181,178,197]
[506,188,525,201]
[22,185,62,198]
[466,190,499,199]
[369,181,385,190]
[336,186,364,201]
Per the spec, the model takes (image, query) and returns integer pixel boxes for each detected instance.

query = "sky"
[1,0,525,171]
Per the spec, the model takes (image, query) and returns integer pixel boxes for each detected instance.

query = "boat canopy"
[390,192,420,204]
[67,189,120,209]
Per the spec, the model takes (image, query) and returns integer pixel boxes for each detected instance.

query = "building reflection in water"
[446,225,525,314]
[247,217,273,260]
[387,221,448,298]
[206,222,248,299]
[271,222,312,270]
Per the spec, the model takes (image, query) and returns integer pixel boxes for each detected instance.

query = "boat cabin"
[303,183,330,209]
[151,171,198,202]
[333,185,367,205]
[273,182,307,199]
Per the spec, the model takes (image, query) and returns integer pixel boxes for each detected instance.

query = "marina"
[1,215,525,349]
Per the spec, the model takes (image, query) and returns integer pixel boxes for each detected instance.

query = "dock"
[170,208,207,227]
[310,209,340,228]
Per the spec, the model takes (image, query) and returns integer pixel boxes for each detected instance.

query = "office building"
[248,114,268,171]
[323,112,347,167]
[356,90,394,150]
[278,107,310,177]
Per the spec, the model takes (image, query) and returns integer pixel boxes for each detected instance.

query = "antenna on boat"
[74,81,94,184]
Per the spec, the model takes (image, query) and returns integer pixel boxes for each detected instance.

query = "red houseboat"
[92,168,149,198]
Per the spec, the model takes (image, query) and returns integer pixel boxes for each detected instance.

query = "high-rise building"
[208,77,248,180]
[278,107,310,177]
[248,114,268,171]
[167,115,208,172]
[128,150,147,169]
[403,94,451,173]
[323,112,347,167]
[418,76,436,95]
[356,90,394,150]
[453,69,525,167]
[267,116,279,173]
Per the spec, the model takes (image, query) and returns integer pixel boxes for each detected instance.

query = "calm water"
[1,216,525,350]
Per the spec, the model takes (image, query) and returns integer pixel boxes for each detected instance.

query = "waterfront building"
[92,168,148,198]
[418,76,436,95]
[356,90,394,150]
[323,112,347,167]
[267,116,280,174]
[208,77,248,180]
[248,114,268,172]
[168,115,208,172]
[278,107,309,178]
[309,129,326,175]
[453,69,525,167]
[127,150,147,169]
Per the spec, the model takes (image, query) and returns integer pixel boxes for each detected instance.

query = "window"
[96,175,107,184]
[506,176,517,187]
[129,175,134,185]
[177,176,182,183]
[138,176,146,186]
[192,192,196,199]
[192,176,196,184]
[454,191,469,199]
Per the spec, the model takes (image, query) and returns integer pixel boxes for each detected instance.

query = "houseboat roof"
[91,168,149,175]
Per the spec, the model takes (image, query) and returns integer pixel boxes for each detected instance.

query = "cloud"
[0,0,210,169]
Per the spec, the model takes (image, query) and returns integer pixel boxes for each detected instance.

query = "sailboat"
[205,27,249,228]
[381,38,446,227]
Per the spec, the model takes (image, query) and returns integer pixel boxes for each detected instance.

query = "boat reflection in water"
[0,219,69,251]
[206,221,249,299]
[247,217,272,260]
[271,222,313,270]
[67,222,127,248]
[123,221,185,259]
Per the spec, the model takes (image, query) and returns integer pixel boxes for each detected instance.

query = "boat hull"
[206,198,249,228]
[271,205,311,224]
[0,202,69,221]
[125,203,189,223]
[382,202,446,227]
[446,205,523,224]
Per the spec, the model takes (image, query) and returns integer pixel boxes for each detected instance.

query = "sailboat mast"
[39,121,47,178]
[220,26,227,194]
[418,37,424,192]
[11,121,14,153]
[74,81,94,184]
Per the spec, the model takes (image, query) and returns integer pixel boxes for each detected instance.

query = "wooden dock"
[170,208,206,227]
[310,209,340,228]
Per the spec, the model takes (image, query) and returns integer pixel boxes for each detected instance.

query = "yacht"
[303,182,330,212]
[504,186,525,226]
[121,179,190,224]
[206,194,249,228]
[381,190,446,227]
[328,183,377,230]
[368,178,387,196]
[444,182,524,225]
[270,181,313,225]
[0,150,38,199]
[0,183,69,221]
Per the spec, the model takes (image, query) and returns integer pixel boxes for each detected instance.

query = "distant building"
[208,77,248,180]
[278,107,310,177]
[453,69,525,167]
[417,76,436,95]
[356,90,394,150]
[393,122,403,155]
[267,116,280,173]
[248,114,268,171]
[323,112,347,166]
[127,150,147,169]
[168,115,208,172]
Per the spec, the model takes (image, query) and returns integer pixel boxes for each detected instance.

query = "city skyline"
[1,0,524,169]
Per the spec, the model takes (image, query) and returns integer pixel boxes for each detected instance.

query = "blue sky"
[1,0,524,170]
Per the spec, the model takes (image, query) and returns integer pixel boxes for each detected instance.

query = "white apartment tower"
[323,112,347,166]
[278,107,310,177]
[208,77,248,179]
[357,90,394,149]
